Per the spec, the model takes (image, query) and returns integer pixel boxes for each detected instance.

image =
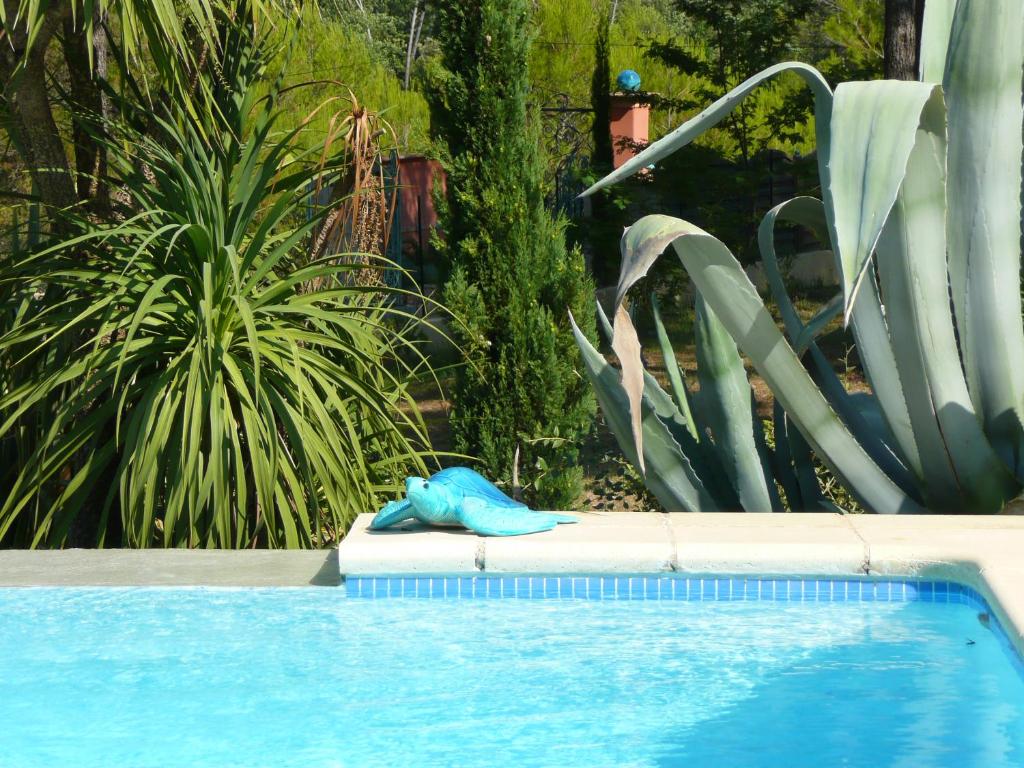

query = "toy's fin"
[543,512,578,524]
[432,467,526,509]
[369,499,414,530]
[458,499,575,536]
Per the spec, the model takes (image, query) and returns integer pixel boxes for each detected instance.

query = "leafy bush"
[0,14,434,547]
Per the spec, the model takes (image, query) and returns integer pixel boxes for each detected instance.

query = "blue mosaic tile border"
[344,575,988,608]
[343,575,1023,674]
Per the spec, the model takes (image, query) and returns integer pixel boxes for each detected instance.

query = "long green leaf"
[650,293,698,440]
[757,197,918,492]
[694,294,773,512]
[770,400,803,511]
[919,0,957,82]
[873,85,1019,511]
[581,62,832,197]
[827,80,940,318]
[595,302,737,507]
[571,312,718,512]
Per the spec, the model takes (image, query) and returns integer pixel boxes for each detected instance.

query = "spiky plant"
[0,11,436,547]
[575,0,1024,514]
[312,91,399,289]
[572,296,838,512]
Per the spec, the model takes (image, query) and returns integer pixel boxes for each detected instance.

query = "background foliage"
[282,4,431,151]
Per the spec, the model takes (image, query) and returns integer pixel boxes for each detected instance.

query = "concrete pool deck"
[0,548,341,587]
[2,512,1023,653]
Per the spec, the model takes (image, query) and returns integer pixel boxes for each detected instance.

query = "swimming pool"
[1,577,1022,767]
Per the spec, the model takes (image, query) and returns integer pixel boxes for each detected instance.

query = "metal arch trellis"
[540,93,593,218]
[382,149,404,288]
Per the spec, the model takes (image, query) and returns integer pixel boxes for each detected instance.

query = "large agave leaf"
[750,397,784,512]
[791,294,842,355]
[824,83,969,493]
[827,80,941,318]
[594,302,737,506]
[873,86,1019,511]
[944,0,1024,470]
[581,62,832,197]
[770,400,805,511]
[919,0,957,82]
[821,84,951,487]
[783,408,830,512]
[617,215,921,513]
[650,293,698,440]
[570,313,719,511]
[756,198,836,345]
[757,197,918,495]
[694,294,774,512]
[609,304,646,471]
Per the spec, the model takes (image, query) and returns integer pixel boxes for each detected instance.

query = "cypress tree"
[591,11,614,171]
[588,8,617,285]
[427,0,596,509]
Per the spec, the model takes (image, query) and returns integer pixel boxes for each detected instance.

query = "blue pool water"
[1,584,1022,767]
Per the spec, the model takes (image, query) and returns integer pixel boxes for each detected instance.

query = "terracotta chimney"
[608,93,650,169]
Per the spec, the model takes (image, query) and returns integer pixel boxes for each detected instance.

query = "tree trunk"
[62,15,110,213]
[884,0,921,80]
[1,2,76,212]
[403,1,424,90]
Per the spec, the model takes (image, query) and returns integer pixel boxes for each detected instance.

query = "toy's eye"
[423,481,430,488]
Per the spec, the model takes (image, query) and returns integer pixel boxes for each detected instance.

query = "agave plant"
[575,0,1024,514]
[573,294,840,512]
[0,13,436,547]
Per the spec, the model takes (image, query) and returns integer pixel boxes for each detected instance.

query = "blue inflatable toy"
[370,467,578,536]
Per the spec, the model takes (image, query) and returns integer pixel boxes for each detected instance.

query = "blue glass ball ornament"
[616,69,641,92]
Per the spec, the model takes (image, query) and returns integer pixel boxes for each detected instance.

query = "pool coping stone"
[0,549,340,586]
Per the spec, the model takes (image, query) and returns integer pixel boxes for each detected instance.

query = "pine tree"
[427,0,596,509]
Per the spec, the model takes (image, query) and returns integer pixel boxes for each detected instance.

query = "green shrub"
[427,0,596,510]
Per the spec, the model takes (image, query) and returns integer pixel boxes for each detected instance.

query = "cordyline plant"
[0,12,436,547]
[573,0,1024,514]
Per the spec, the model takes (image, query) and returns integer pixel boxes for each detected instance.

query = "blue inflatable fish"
[369,467,577,536]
